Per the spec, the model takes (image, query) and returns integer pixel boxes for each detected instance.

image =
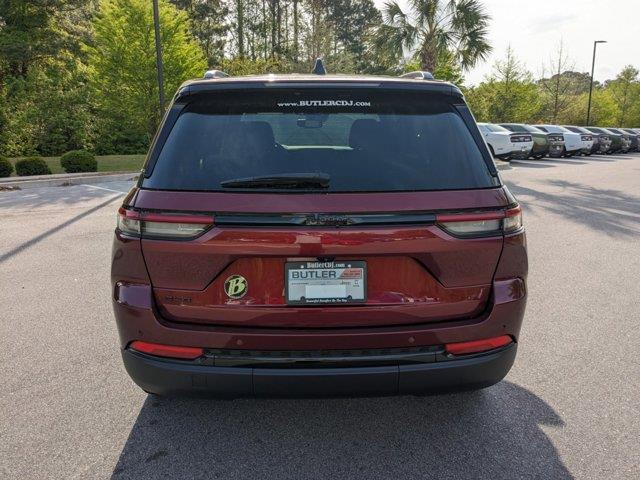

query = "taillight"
[436,206,523,237]
[117,207,213,239]
[130,341,204,360]
[445,335,513,355]
[510,134,531,143]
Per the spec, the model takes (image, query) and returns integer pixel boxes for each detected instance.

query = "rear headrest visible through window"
[349,119,382,150]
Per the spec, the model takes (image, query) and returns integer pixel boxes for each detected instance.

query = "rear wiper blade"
[220,173,330,189]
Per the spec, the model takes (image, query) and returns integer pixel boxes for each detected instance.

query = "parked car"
[618,128,639,151]
[533,125,590,157]
[477,123,534,160]
[111,68,528,397]
[605,128,634,152]
[585,127,623,153]
[563,125,611,155]
[500,123,564,158]
[602,128,631,153]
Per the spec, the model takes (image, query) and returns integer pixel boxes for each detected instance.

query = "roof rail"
[203,69,229,79]
[312,58,327,75]
[400,71,435,80]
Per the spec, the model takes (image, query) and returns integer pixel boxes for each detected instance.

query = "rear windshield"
[483,124,509,133]
[143,89,495,192]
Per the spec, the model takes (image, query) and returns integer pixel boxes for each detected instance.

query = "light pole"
[586,40,606,125]
[152,0,165,117]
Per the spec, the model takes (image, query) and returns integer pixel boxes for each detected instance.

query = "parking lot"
[1,153,639,479]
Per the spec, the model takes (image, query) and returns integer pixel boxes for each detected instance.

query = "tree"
[87,0,206,153]
[0,1,95,156]
[0,0,88,79]
[607,66,639,126]
[375,0,491,73]
[169,0,229,66]
[538,40,579,123]
[466,47,541,123]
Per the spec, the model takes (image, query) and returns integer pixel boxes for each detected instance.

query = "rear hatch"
[133,85,511,328]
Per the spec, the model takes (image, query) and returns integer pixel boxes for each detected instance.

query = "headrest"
[349,119,382,150]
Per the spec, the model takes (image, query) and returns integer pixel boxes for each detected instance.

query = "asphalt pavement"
[1,154,639,479]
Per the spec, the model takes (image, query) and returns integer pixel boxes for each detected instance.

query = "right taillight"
[117,207,213,239]
[436,206,523,237]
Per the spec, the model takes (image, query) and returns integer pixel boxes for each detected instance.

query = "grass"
[8,154,145,176]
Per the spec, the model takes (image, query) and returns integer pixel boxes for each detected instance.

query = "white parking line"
[81,184,128,194]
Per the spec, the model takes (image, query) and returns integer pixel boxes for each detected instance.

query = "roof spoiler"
[400,71,435,80]
[203,69,229,79]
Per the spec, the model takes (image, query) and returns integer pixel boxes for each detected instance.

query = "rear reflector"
[117,208,213,239]
[436,206,522,237]
[130,341,204,360]
[445,335,513,356]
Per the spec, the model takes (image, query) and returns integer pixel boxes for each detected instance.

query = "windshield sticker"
[277,100,371,107]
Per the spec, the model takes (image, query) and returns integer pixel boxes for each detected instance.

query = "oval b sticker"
[224,275,248,299]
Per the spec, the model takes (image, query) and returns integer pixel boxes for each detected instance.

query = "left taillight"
[117,207,213,239]
[436,206,523,237]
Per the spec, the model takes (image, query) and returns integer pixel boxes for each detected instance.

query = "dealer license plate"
[285,261,366,305]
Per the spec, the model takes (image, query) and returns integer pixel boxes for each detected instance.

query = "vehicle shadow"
[506,179,640,237]
[0,193,123,264]
[542,158,587,165]
[111,381,572,480]
[507,160,555,169]
[0,181,131,210]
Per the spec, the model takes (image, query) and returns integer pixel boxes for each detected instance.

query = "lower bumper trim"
[122,343,517,397]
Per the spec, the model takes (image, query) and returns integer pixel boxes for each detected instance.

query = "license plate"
[285,261,366,305]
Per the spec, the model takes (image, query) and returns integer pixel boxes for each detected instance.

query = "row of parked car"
[478,123,640,161]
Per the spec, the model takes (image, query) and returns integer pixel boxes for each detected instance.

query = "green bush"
[60,149,97,173]
[0,156,13,177]
[15,157,51,176]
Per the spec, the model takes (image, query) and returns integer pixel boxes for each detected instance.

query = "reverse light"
[445,335,513,356]
[130,341,204,360]
[436,206,523,237]
[117,207,213,239]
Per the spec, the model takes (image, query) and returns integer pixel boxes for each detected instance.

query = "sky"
[372,0,640,85]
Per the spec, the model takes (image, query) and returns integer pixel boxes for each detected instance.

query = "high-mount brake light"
[436,206,523,237]
[117,207,213,239]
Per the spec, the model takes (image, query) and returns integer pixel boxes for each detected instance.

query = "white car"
[477,123,534,160]
[534,125,592,157]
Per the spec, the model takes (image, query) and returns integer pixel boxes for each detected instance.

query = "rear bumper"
[548,144,564,157]
[122,343,517,397]
[508,147,531,159]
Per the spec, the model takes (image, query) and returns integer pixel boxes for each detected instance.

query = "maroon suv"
[111,70,527,397]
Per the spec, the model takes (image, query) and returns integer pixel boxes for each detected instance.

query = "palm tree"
[375,0,492,74]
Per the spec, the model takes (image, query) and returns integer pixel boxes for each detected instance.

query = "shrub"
[15,157,51,176]
[0,156,13,177]
[60,149,97,173]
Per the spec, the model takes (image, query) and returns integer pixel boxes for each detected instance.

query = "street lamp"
[152,0,165,117]
[586,40,607,125]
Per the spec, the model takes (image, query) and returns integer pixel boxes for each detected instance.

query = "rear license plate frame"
[285,260,367,305]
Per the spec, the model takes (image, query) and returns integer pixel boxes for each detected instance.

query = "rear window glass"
[143,90,495,192]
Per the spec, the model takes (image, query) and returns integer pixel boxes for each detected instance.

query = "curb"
[0,172,139,190]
